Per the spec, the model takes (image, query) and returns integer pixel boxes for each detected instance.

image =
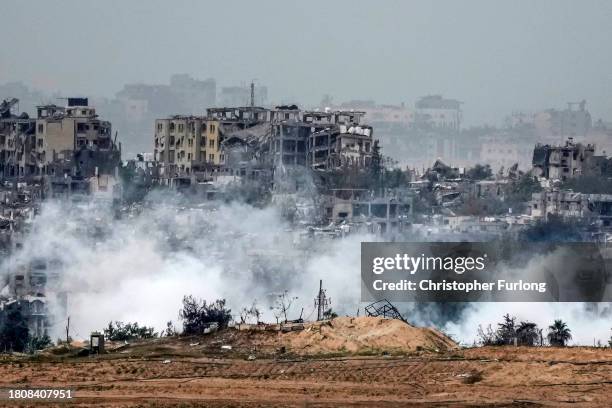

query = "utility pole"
[65,316,70,344]
[250,81,255,108]
[314,280,331,321]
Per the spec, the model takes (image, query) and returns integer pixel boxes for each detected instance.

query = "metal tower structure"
[314,280,331,321]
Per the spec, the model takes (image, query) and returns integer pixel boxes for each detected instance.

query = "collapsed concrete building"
[532,138,600,181]
[153,107,270,180]
[322,188,412,234]
[302,110,373,170]
[1,97,123,201]
[529,190,612,225]
[154,105,377,185]
[38,98,122,200]
[1,97,120,180]
[0,98,36,179]
[222,106,375,173]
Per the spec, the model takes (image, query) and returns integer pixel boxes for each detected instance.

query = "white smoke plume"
[0,193,371,340]
[1,192,610,346]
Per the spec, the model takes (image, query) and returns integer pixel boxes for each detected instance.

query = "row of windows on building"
[160,136,216,148]
[164,151,223,163]
[157,122,217,133]
[36,123,108,134]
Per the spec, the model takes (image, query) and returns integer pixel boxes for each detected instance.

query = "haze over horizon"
[1,0,612,126]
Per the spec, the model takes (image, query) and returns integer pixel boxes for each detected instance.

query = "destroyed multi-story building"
[529,190,612,226]
[322,188,412,234]
[266,108,374,170]
[209,106,270,162]
[0,98,36,179]
[1,97,123,202]
[212,106,272,182]
[154,105,377,182]
[34,98,122,200]
[302,110,373,170]
[35,98,120,177]
[154,116,208,177]
[532,138,598,180]
[154,107,270,180]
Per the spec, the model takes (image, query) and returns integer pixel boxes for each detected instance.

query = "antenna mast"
[250,81,255,107]
[314,280,331,321]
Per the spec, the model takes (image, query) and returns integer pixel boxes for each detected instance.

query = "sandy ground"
[279,316,457,355]
[0,347,611,407]
[0,318,610,407]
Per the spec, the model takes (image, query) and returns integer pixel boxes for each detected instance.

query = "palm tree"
[516,321,540,346]
[547,319,572,346]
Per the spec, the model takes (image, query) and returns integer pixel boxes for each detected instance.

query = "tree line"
[477,314,573,347]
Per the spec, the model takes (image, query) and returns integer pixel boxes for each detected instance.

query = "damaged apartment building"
[153,106,269,183]
[529,190,612,226]
[0,98,36,179]
[322,188,413,234]
[300,109,373,170]
[527,137,612,227]
[532,137,602,181]
[152,104,405,231]
[1,97,122,200]
[153,105,376,184]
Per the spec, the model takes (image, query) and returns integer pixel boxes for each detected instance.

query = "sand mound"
[280,316,457,355]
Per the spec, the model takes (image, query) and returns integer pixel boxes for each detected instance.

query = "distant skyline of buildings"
[2,76,612,171]
[4,76,611,127]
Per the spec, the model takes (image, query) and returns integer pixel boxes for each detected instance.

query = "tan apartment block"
[154,116,223,177]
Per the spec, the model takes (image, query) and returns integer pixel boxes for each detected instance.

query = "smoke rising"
[0,192,371,339]
[1,192,610,345]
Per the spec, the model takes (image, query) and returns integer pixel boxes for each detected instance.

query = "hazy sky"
[1,0,611,125]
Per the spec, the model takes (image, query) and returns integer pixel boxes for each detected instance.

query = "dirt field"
[0,319,610,407]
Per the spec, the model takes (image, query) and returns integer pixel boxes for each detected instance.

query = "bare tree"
[271,291,298,323]
[240,301,262,324]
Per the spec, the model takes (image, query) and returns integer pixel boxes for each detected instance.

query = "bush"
[164,321,178,337]
[104,321,157,341]
[179,296,232,335]
[27,334,52,352]
[477,324,496,346]
[477,314,541,346]
[323,308,338,319]
[505,174,542,211]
